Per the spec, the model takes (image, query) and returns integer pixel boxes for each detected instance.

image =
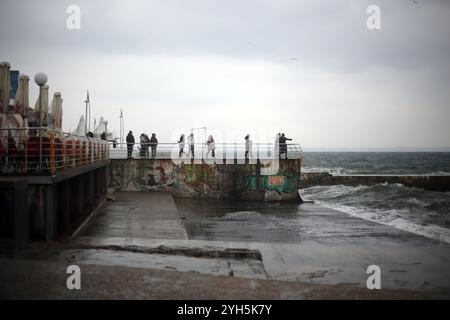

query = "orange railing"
[0,127,109,175]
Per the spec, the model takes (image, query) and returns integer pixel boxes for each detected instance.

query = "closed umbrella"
[14,74,30,118]
[34,84,49,126]
[0,62,11,113]
[50,92,63,131]
[74,115,85,136]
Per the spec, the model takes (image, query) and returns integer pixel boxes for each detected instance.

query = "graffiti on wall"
[132,161,176,191]
[239,161,300,196]
[113,159,300,200]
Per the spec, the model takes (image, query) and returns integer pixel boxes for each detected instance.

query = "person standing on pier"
[279,133,292,159]
[188,133,195,159]
[150,133,158,158]
[126,130,135,159]
[139,133,148,159]
[206,135,216,158]
[144,133,150,158]
[245,134,252,160]
[178,134,186,157]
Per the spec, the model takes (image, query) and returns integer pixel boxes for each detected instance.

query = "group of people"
[125,130,293,160]
[244,133,292,160]
[126,131,158,159]
[177,133,216,159]
[276,133,292,159]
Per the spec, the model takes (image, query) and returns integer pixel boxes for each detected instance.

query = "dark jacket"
[126,133,135,144]
[279,136,292,144]
[150,136,158,146]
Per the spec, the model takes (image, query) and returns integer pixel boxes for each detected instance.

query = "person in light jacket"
[188,133,195,158]
[206,135,216,158]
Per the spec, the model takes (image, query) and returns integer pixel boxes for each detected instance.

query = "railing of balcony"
[0,127,109,175]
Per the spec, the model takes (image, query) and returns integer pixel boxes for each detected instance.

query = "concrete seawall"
[109,159,302,201]
[300,172,450,191]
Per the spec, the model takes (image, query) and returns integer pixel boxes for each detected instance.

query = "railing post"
[62,138,66,173]
[80,140,84,166]
[50,134,55,175]
[72,139,76,168]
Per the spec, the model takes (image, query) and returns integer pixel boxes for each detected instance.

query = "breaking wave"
[299,183,450,243]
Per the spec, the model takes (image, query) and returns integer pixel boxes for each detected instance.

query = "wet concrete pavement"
[74,193,450,293]
[1,257,438,299]
[1,191,450,298]
[82,192,187,240]
[175,198,436,245]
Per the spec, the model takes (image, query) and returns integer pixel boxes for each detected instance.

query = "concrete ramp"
[82,192,187,240]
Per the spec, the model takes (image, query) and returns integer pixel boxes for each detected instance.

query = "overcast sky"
[1,0,449,149]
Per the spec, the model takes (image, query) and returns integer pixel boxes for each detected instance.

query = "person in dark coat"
[150,133,158,158]
[178,134,186,157]
[126,130,135,159]
[279,133,292,159]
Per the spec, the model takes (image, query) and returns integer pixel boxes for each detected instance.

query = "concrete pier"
[300,172,450,191]
[109,159,302,201]
[0,161,109,241]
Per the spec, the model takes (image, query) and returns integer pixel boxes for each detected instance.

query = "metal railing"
[109,142,303,161]
[0,127,109,175]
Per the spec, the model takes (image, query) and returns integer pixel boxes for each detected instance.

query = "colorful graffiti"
[111,159,301,201]
[131,160,176,190]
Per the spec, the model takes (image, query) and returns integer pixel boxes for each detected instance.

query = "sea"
[176,152,450,246]
[300,152,450,244]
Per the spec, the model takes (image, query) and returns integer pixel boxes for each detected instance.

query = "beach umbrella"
[50,92,63,131]
[74,115,85,136]
[34,84,49,126]
[96,117,105,136]
[0,62,11,113]
[14,74,30,118]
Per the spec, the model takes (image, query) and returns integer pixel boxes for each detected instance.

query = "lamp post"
[34,72,47,171]
[104,120,108,140]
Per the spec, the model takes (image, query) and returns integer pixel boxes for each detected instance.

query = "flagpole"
[88,92,91,133]
[84,90,89,136]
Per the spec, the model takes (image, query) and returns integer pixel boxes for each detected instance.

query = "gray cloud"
[1,0,449,148]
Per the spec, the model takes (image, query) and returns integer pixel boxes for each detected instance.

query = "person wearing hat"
[126,130,135,159]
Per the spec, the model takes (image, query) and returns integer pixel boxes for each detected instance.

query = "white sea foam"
[219,211,263,220]
[315,201,450,244]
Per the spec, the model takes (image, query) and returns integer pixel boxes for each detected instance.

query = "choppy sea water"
[300,152,450,243]
[302,152,450,175]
